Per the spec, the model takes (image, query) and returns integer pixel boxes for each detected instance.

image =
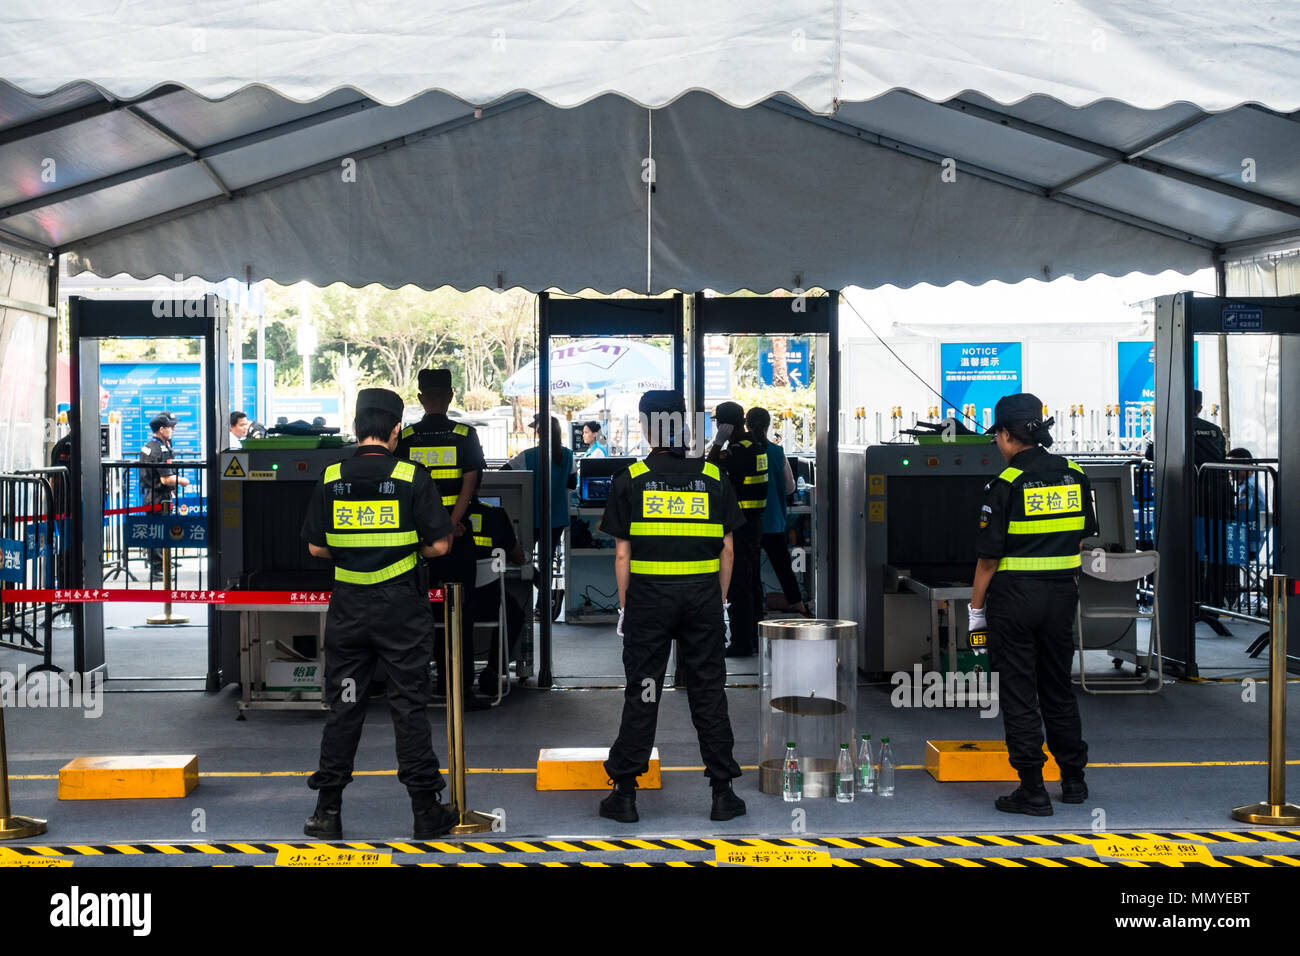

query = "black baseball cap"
[355,387,404,419]
[639,390,685,416]
[149,412,178,431]
[985,393,1044,434]
[712,401,744,426]
[418,368,453,392]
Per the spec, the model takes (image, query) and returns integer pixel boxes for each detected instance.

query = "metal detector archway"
[67,295,229,685]
[533,293,686,687]
[1154,292,1300,676]
[689,292,840,618]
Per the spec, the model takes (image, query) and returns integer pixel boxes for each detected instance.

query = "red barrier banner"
[0,588,446,605]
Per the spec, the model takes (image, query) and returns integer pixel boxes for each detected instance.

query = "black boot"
[598,778,639,823]
[304,787,343,838]
[411,790,456,840]
[710,780,747,821]
[995,771,1053,816]
[1060,771,1088,804]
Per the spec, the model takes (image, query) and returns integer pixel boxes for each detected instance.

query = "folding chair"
[1076,550,1162,694]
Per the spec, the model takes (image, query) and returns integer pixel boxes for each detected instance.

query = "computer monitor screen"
[580,475,615,504]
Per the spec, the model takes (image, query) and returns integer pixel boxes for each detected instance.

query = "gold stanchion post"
[147,545,188,625]
[443,582,493,834]
[1232,574,1300,825]
[0,694,47,839]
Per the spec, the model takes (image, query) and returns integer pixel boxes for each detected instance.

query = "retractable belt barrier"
[0,588,446,605]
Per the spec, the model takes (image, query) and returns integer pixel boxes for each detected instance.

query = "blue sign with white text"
[759,339,810,389]
[0,538,24,582]
[125,512,208,549]
[940,342,1021,427]
[1117,341,1198,424]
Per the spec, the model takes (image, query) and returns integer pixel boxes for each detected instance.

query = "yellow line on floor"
[10,758,1300,782]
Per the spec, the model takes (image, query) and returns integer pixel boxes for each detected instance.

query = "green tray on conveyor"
[913,434,990,445]
[240,435,347,449]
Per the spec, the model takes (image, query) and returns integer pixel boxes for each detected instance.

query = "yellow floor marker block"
[536,748,661,790]
[58,755,199,800]
[925,741,1060,782]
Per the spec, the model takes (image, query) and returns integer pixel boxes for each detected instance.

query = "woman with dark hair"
[747,407,811,618]
[582,421,609,457]
[506,414,577,616]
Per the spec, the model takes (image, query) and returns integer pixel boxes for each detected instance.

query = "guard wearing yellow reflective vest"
[969,393,1097,817]
[301,387,456,840]
[708,400,768,657]
[397,368,487,702]
[597,390,747,823]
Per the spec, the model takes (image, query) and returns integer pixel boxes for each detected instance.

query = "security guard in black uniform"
[139,412,189,580]
[598,390,747,823]
[397,368,487,703]
[969,393,1097,816]
[464,495,527,696]
[707,401,768,657]
[301,387,457,839]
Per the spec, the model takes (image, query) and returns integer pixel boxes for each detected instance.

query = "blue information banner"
[0,538,24,583]
[759,339,810,389]
[125,509,209,549]
[1117,341,1198,421]
[101,361,260,460]
[939,342,1022,422]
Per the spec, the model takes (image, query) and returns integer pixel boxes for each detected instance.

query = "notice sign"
[939,342,1021,426]
[1117,341,1199,426]
[125,512,208,549]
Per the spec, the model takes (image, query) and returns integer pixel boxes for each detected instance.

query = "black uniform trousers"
[761,531,803,606]
[145,499,172,574]
[986,575,1088,778]
[309,578,443,795]
[428,531,478,693]
[727,517,764,654]
[605,576,742,783]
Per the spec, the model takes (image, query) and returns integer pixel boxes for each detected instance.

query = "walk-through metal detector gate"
[67,296,228,685]
[690,293,840,619]
[534,293,686,687]
[1154,291,1300,676]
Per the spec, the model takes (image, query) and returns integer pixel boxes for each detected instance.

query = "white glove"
[617,606,625,638]
[968,605,987,632]
[722,601,731,648]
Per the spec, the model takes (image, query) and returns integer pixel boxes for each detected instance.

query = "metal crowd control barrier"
[100,459,208,593]
[1195,461,1277,644]
[0,469,68,672]
[1231,575,1300,826]
[442,582,494,834]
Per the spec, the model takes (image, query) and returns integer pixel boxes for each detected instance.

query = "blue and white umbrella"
[502,337,671,397]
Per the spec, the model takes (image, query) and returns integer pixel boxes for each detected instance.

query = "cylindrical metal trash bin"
[758,619,858,797]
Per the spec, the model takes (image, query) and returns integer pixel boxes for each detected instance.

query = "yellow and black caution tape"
[5,830,1300,858]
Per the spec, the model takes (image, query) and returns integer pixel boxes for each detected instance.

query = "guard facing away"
[707,400,769,656]
[969,393,1097,816]
[397,368,488,705]
[301,387,456,839]
[598,390,747,823]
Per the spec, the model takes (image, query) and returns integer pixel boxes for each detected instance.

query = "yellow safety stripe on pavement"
[997,553,1082,572]
[629,558,720,575]
[14,831,1300,857]
[1006,516,1086,535]
[334,552,417,585]
[628,522,724,538]
[325,530,419,548]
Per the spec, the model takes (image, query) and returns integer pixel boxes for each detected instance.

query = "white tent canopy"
[1,2,1299,294]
